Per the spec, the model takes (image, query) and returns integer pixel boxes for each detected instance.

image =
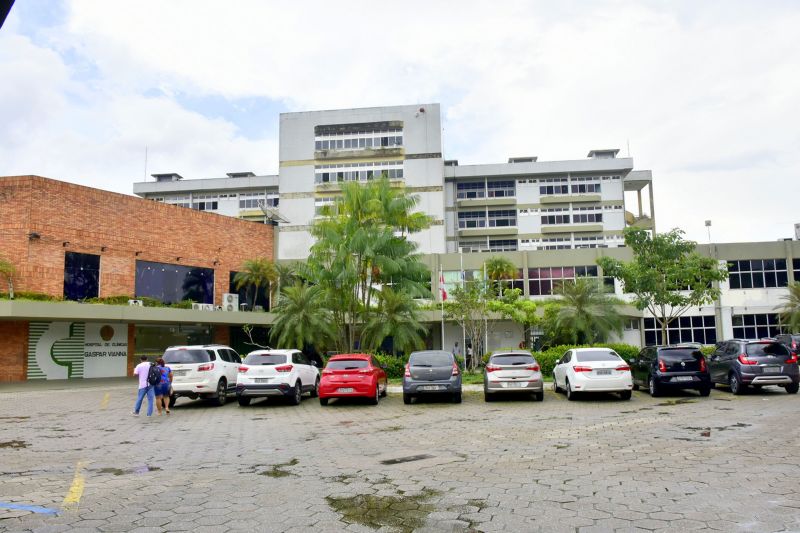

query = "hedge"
[525,343,641,377]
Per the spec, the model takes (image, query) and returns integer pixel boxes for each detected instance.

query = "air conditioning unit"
[202,304,215,311]
[191,303,202,311]
[128,299,144,307]
[223,293,239,312]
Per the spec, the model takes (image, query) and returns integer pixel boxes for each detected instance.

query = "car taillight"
[197,363,214,372]
[698,358,707,372]
[358,368,372,373]
[615,365,630,372]
[786,353,798,364]
[238,366,249,373]
[322,369,333,375]
[485,364,501,372]
[275,364,293,372]
[404,364,411,377]
[792,341,797,350]
[738,354,757,365]
[526,364,540,372]
[573,365,593,372]
[452,362,460,376]
[658,359,667,372]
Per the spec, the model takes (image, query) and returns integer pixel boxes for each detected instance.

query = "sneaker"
[132,411,139,416]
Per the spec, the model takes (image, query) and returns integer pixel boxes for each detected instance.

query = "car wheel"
[310,377,320,398]
[453,392,462,404]
[566,380,577,401]
[729,373,744,395]
[699,386,711,397]
[213,379,227,406]
[533,392,544,402]
[403,393,412,405]
[369,385,380,405]
[553,380,561,393]
[237,397,251,406]
[785,383,799,394]
[380,382,388,397]
[168,394,177,408]
[484,393,493,402]
[619,390,632,400]
[319,397,329,406]
[632,383,640,391]
[648,376,660,398]
[290,381,302,405]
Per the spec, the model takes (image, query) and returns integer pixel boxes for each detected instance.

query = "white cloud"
[2,0,798,241]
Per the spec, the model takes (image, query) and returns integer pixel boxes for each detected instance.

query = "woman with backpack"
[154,358,173,415]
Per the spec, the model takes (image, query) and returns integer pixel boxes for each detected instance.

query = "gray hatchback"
[403,350,462,404]
[483,350,544,401]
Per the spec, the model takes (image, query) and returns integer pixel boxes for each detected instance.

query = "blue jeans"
[134,386,155,416]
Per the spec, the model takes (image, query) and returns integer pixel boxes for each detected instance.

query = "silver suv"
[163,345,242,406]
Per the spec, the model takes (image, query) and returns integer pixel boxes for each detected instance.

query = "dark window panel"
[63,252,100,301]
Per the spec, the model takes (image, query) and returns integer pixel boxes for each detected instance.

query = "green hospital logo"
[27,322,86,380]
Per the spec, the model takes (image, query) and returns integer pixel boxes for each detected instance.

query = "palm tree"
[0,257,15,299]
[779,282,800,333]
[270,282,335,350]
[553,278,623,344]
[485,256,516,297]
[361,288,427,355]
[234,258,278,310]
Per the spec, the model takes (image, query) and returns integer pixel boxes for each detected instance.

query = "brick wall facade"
[0,175,274,304]
[0,321,28,382]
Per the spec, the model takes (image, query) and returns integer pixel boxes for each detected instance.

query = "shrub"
[529,343,641,376]
[0,291,62,301]
[371,352,407,379]
[140,297,166,307]
[169,300,196,309]
[84,295,133,305]
[700,346,715,357]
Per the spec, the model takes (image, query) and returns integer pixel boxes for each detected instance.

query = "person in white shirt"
[132,356,155,416]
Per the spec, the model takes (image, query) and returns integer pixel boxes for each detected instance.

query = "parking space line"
[100,392,110,409]
[62,461,87,510]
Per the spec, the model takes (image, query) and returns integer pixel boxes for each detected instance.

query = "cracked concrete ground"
[1,380,800,532]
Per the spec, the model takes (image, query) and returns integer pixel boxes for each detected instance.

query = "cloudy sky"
[2,1,798,243]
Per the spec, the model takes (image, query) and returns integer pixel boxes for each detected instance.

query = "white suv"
[236,349,320,406]
[163,345,242,407]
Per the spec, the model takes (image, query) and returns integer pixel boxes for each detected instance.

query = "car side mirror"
[629,358,637,364]
[311,361,319,367]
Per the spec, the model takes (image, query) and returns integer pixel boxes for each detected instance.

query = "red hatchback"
[319,354,388,406]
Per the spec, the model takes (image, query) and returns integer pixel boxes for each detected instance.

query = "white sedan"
[553,348,633,401]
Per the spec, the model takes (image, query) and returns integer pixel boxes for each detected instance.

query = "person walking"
[132,355,155,417]
[154,358,173,415]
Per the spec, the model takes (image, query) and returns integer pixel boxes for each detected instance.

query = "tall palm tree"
[234,257,278,310]
[779,282,800,332]
[0,256,15,299]
[270,283,335,350]
[485,256,516,297]
[553,278,623,344]
[361,288,427,355]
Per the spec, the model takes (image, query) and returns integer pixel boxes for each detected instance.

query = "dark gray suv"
[709,339,799,395]
[403,350,462,404]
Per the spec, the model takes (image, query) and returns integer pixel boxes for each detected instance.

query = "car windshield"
[490,354,535,366]
[575,350,620,362]
[244,354,287,365]
[746,343,789,357]
[163,349,212,364]
[409,352,453,367]
[660,348,702,359]
[327,359,368,370]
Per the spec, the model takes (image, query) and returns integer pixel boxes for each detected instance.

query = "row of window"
[727,258,789,288]
[456,180,516,199]
[457,210,517,229]
[315,135,403,151]
[643,316,717,346]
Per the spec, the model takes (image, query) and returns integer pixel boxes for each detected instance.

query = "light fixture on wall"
[62,241,70,247]
[176,256,181,262]
[101,246,107,252]
[212,260,220,266]
[27,232,41,241]
[134,251,142,256]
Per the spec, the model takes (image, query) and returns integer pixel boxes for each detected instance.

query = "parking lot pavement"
[1,384,800,533]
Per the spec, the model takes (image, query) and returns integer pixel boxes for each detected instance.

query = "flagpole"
[460,251,465,368]
[439,266,445,350]
[483,261,488,356]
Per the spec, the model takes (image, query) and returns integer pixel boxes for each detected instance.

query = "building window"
[510,269,525,292]
[488,209,516,228]
[571,182,601,194]
[239,192,266,209]
[315,127,403,152]
[643,315,717,345]
[458,239,489,253]
[572,212,603,224]
[528,265,611,296]
[728,259,788,289]
[488,239,517,252]
[314,197,336,216]
[456,182,485,199]
[540,237,571,250]
[539,184,569,195]
[732,313,783,339]
[794,258,800,281]
[315,161,403,184]
[135,260,214,305]
[229,271,269,310]
[63,252,100,301]
[164,195,190,208]
[624,319,639,331]
[541,208,570,224]
[458,211,486,229]
[487,180,515,198]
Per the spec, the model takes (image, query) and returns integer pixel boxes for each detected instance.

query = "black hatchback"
[630,345,711,397]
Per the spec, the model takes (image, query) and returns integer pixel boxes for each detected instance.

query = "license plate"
[504,382,525,388]
[596,369,612,375]
[675,376,693,382]
[337,387,354,393]
[762,365,781,373]
[419,385,443,391]
[173,370,187,377]
[255,378,271,383]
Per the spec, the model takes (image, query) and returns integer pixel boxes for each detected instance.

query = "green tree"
[779,282,800,333]
[269,282,335,350]
[361,288,427,355]
[485,256,517,297]
[487,289,538,347]
[598,227,728,344]
[234,257,278,310]
[445,281,491,370]
[305,177,431,352]
[550,278,623,344]
[0,256,15,299]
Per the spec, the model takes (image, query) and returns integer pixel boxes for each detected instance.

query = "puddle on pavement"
[655,398,697,406]
[381,454,434,465]
[384,426,403,432]
[326,489,439,532]
[0,416,30,422]
[0,440,29,449]
[259,458,299,478]
[95,465,162,476]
